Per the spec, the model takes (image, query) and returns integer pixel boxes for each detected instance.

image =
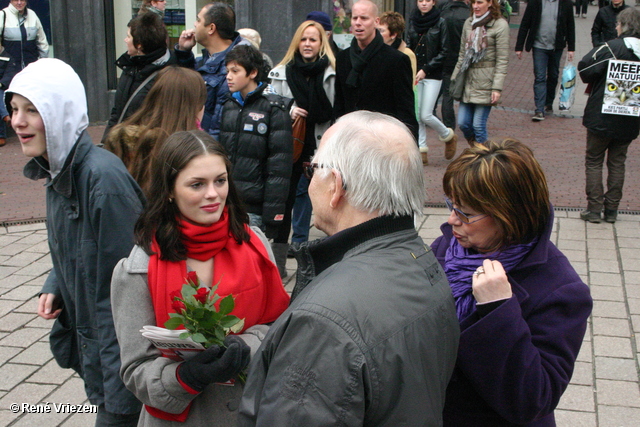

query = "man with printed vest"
[0,0,48,147]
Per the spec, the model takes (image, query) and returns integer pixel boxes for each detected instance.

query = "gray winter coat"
[111,228,274,426]
[238,215,460,426]
[14,58,145,415]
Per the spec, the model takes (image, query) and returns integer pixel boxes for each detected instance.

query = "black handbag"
[449,69,467,101]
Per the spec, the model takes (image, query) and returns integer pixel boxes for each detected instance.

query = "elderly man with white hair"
[238,111,459,426]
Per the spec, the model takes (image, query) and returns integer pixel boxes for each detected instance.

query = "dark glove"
[265,223,280,239]
[177,335,250,392]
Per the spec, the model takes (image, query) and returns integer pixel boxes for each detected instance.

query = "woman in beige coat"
[451,0,509,145]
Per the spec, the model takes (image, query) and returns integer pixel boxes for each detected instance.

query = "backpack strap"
[117,70,160,124]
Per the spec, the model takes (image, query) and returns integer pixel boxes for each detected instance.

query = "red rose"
[186,271,198,285]
[172,299,186,312]
[194,287,210,304]
[169,290,182,301]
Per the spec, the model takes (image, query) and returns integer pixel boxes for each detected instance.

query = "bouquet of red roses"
[164,271,244,348]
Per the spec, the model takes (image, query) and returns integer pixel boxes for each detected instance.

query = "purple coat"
[431,213,592,426]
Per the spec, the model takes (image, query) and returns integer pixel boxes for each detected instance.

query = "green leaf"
[219,295,235,315]
[179,332,191,340]
[181,284,197,298]
[214,328,225,342]
[164,317,183,330]
[228,318,245,334]
[191,333,207,343]
[220,315,242,329]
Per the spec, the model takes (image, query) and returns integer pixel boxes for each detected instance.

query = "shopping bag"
[559,63,577,111]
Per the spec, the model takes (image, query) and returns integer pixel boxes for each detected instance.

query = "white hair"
[313,111,425,218]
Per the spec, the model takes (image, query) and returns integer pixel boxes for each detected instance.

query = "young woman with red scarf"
[111,130,290,426]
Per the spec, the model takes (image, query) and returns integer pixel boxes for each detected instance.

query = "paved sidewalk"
[2,208,640,426]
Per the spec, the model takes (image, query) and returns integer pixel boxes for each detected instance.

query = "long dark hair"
[134,130,250,261]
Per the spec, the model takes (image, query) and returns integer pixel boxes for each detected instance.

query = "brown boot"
[419,147,428,165]
[0,138,5,147]
[440,128,458,160]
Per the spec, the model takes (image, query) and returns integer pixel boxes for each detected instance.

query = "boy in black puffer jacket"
[219,45,293,276]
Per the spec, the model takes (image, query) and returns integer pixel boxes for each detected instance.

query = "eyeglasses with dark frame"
[444,197,489,224]
[303,162,323,180]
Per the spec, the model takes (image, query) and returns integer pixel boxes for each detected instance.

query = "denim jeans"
[0,89,8,139]
[291,174,312,244]
[457,102,492,143]
[417,78,449,148]
[532,47,564,113]
[585,130,632,212]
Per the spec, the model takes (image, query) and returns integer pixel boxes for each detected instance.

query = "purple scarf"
[444,235,538,321]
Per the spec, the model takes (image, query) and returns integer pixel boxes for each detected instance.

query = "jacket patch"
[279,364,316,404]
[257,123,268,134]
[274,214,284,221]
[243,123,254,132]
[249,112,265,121]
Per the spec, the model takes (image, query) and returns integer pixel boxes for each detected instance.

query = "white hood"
[6,58,88,179]
[624,37,640,60]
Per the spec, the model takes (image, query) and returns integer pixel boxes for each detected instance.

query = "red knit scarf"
[145,209,289,422]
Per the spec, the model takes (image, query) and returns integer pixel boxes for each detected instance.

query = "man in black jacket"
[591,0,629,47]
[578,7,640,223]
[334,0,418,140]
[516,0,575,121]
[439,0,470,130]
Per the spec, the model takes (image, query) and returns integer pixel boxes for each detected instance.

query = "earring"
[168,197,173,203]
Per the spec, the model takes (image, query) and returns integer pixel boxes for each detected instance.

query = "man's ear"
[249,68,259,80]
[329,169,345,209]
[208,22,217,36]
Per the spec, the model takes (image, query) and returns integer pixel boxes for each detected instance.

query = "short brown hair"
[443,139,550,252]
[379,11,406,38]
[129,12,167,54]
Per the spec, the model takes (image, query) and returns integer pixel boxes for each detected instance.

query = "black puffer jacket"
[579,34,640,140]
[441,0,471,71]
[219,84,293,227]
[102,48,176,140]
[411,17,449,80]
[591,3,630,47]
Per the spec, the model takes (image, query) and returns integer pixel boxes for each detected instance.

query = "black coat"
[102,48,176,140]
[411,17,449,80]
[440,0,471,71]
[515,0,576,52]
[334,43,418,140]
[579,35,640,140]
[591,3,629,47]
[219,84,293,227]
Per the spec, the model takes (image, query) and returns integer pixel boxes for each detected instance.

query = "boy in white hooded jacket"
[7,58,144,425]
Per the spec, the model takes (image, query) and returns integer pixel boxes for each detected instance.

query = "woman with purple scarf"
[431,139,592,426]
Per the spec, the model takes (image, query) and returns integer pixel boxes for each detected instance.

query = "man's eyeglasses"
[444,197,488,224]
[303,162,324,180]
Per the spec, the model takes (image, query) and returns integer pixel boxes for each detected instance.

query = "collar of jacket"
[7,4,27,17]
[200,32,245,72]
[231,81,266,106]
[23,130,91,199]
[300,214,415,278]
[116,47,170,70]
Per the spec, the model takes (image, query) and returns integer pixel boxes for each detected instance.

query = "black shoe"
[532,112,545,121]
[580,209,601,223]
[604,209,618,223]
[545,105,553,113]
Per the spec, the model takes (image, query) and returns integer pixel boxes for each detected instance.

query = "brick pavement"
[1,3,640,426]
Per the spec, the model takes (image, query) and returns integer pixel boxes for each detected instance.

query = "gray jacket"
[14,58,145,414]
[111,228,273,426]
[238,215,460,426]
